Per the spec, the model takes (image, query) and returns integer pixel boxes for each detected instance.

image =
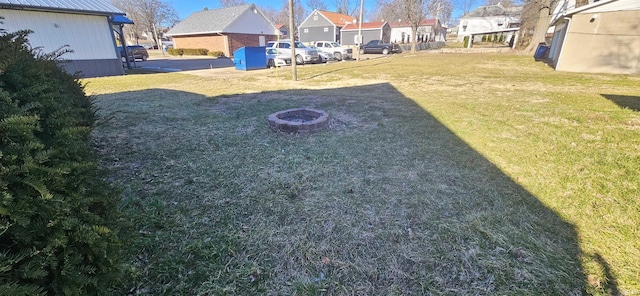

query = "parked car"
[267,39,320,65]
[308,45,334,63]
[312,41,352,60]
[265,48,292,68]
[359,40,400,55]
[118,45,149,62]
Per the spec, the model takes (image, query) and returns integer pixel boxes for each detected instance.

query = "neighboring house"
[456,3,522,42]
[0,0,130,77]
[276,24,289,38]
[340,22,391,46]
[548,0,640,74]
[165,4,279,57]
[389,19,445,44]
[298,10,356,43]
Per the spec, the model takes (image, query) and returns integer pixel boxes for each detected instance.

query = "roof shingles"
[166,4,253,36]
[316,10,356,26]
[342,21,387,30]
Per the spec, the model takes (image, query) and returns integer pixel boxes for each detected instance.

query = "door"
[259,36,266,46]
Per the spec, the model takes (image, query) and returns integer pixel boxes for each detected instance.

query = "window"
[324,27,329,32]
[304,28,309,33]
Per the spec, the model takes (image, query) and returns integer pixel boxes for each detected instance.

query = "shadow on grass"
[602,94,640,112]
[93,83,591,294]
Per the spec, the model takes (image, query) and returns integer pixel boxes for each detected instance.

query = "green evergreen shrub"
[208,51,225,58]
[499,33,505,43]
[482,35,487,42]
[0,26,124,295]
[167,48,209,56]
[463,36,470,48]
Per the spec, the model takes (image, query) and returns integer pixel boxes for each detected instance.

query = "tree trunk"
[523,6,551,54]
[411,26,418,53]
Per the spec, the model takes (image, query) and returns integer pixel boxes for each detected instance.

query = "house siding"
[0,8,123,77]
[226,8,279,35]
[555,10,640,74]
[457,15,519,42]
[58,59,123,77]
[341,29,385,46]
[299,12,336,43]
[300,26,334,43]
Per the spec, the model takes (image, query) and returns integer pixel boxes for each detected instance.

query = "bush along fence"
[397,41,446,52]
[0,28,125,295]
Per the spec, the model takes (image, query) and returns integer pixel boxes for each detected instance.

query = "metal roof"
[112,14,133,25]
[0,0,124,15]
[166,4,255,36]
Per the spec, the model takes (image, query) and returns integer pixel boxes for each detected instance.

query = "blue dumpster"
[233,46,266,71]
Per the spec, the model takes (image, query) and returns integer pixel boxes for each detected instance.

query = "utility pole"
[289,0,297,81]
[435,0,441,42]
[357,0,364,62]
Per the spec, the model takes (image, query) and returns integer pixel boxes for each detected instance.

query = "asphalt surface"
[127,55,235,72]
[125,53,388,73]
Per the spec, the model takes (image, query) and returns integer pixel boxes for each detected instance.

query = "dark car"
[359,40,400,55]
[118,45,149,62]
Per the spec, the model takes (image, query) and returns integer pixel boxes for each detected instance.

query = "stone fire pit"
[268,108,329,133]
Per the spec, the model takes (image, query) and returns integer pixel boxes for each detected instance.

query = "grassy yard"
[84,53,639,295]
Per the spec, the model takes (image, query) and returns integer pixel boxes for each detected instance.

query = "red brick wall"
[173,33,278,57]
[172,35,227,54]
[227,33,278,56]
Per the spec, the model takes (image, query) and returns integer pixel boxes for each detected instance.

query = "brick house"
[165,4,279,57]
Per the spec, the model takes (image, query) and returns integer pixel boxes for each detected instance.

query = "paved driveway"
[127,55,235,72]
[125,53,389,74]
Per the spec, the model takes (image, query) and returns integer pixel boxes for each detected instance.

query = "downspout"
[554,17,572,70]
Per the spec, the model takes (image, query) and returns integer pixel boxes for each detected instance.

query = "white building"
[389,19,446,44]
[457,4,522,43]
[0,0,130,77]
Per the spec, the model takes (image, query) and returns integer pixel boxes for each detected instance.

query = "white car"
[313,41,353,61]
[267,39,320,65]
[308,45,334,63]
[265,48,291,68]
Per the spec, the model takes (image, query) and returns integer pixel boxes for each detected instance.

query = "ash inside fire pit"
[268,108,329,133]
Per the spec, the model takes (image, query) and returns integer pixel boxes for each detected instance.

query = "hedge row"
[0,28,124,295]
[167,48,209,56]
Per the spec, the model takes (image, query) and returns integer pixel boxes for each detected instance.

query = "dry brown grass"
[85,52,639,295]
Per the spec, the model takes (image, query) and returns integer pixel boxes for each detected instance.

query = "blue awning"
[112,14,133,25]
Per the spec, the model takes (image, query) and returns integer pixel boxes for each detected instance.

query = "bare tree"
[273,0,306,38]
[377,0,429,52]
[456,0,476,15]
[220,0,247,7]
[336,0,360,16]
[437,0,455,26]
[306,0,328,10]
[519,0,559,53]
[112,0,179,46]
[484,0,519,7]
